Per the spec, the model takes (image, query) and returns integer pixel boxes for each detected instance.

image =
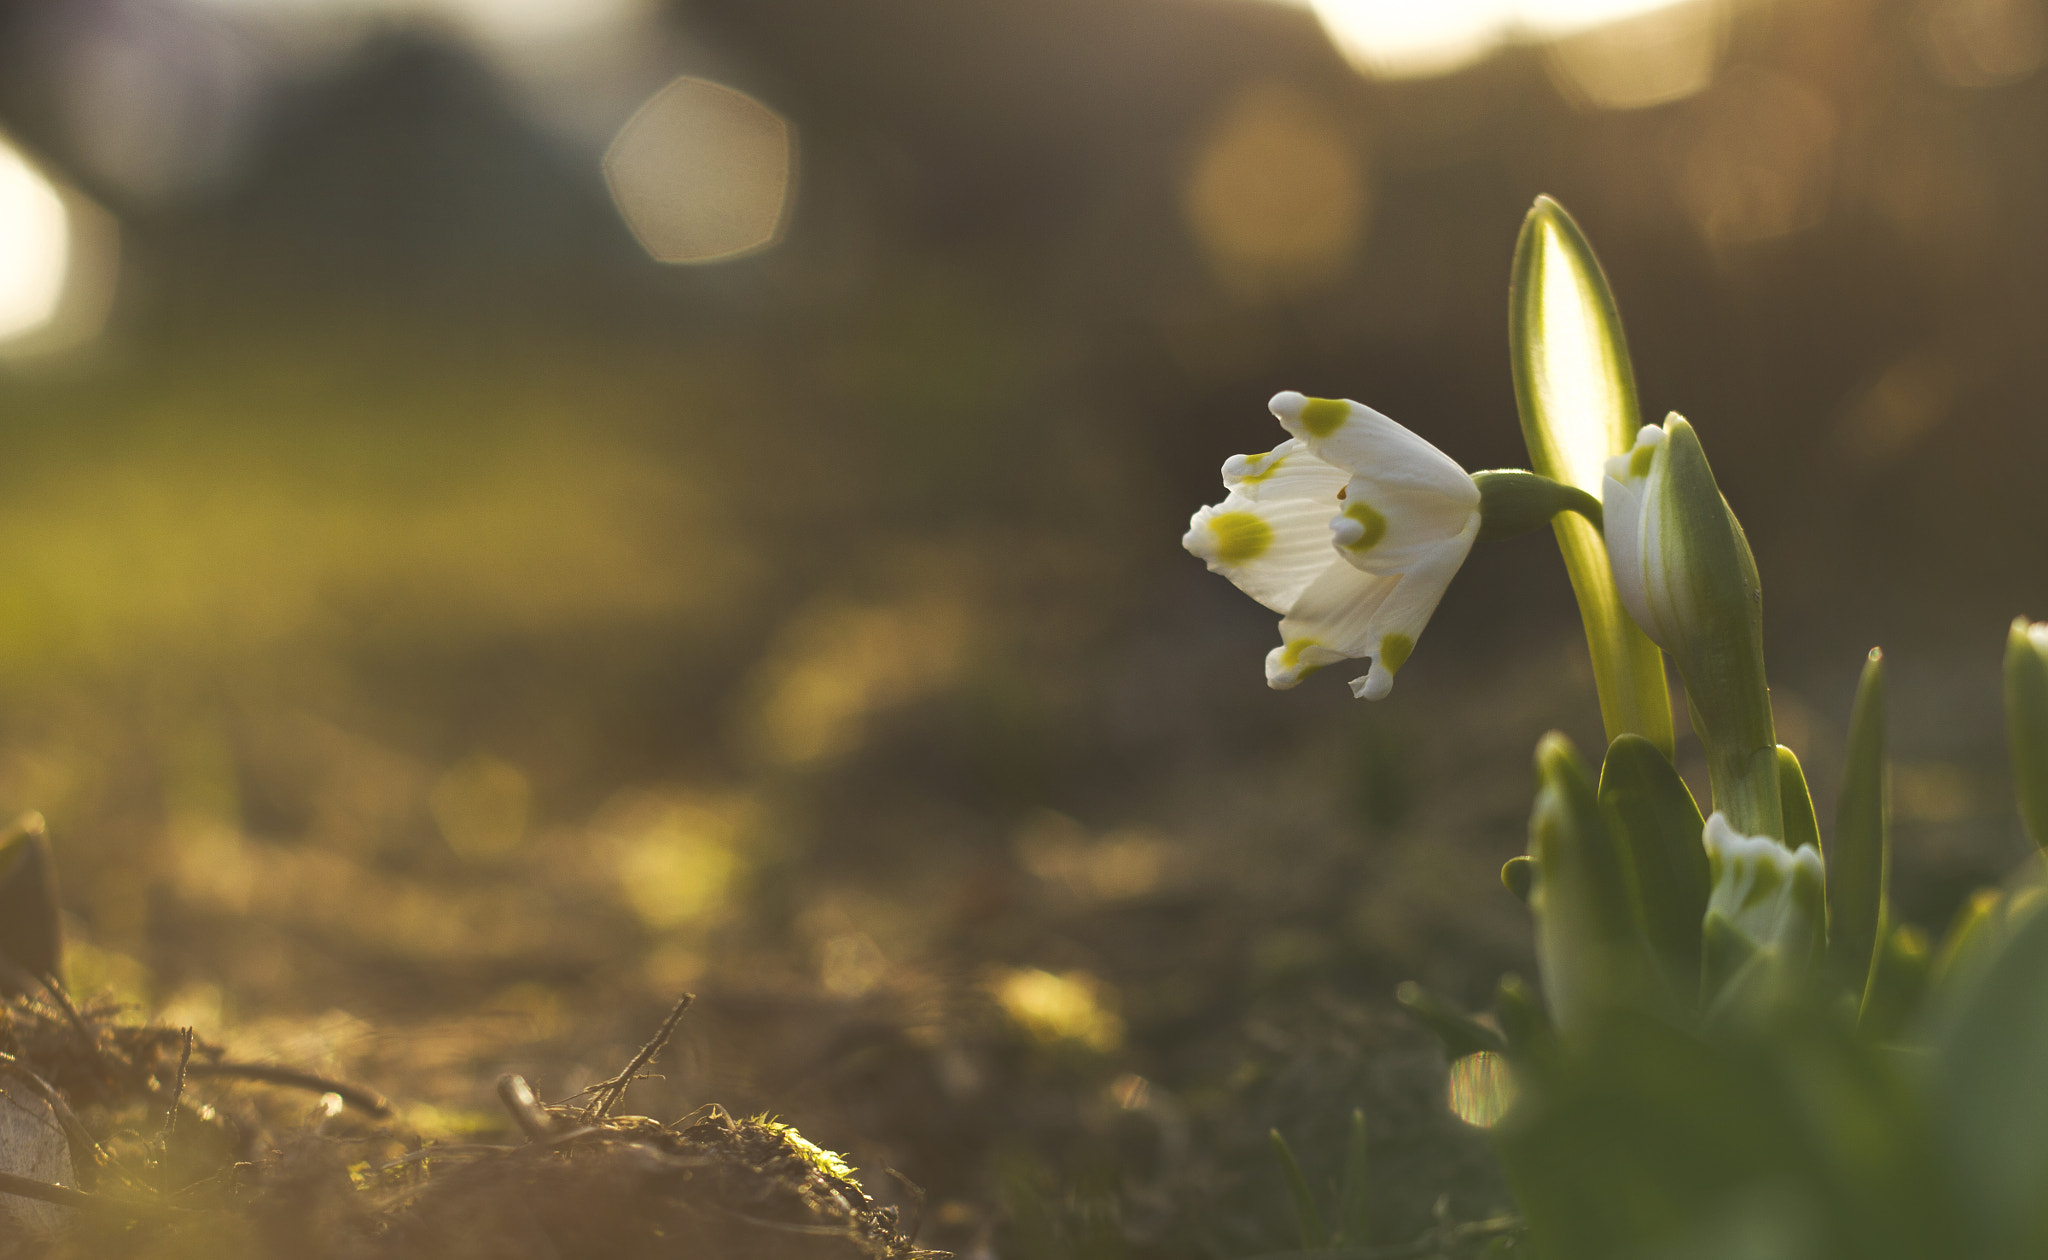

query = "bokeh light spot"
[1544,0,1722,110]
[1675,69,1837,245]
[819,932,889,998]
[1303,0,1715,81]
[1183,84,1366,300]
[604,76,793,264]
[745,594,970,766]
[1308,0,1517,78]
[429,753,532,862]
[1447,1050,1516,1127]
[1918,0,2048,87]
[0,138,72,344]
[990,967,1124,1052]
[608,793,749,929]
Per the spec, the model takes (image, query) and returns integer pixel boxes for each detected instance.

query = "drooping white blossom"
[1183,392,1480,699]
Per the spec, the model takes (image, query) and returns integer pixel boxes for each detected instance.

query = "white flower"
[1182,391,1480,699]
[1702,812,1824,960]
[1600,423,1676,650]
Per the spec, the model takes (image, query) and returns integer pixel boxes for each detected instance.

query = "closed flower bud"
[1603,418,1781,839]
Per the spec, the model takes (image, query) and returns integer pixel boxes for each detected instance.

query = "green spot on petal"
[1341,500,1388,552]
[1280,639,1324,678]
[1299,398,1350,438]
[1379,633,1414,674]
[1238,453,1285,483]
[1209,511,1274,563]
[1629,442,1657,479]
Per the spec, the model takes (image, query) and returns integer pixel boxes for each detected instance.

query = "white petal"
[1341,521,1476,699]
[1703,811,1825,952]
[1263,560,1412,692]
[1185,490,1350,615]
[1265,638,1355,690]
[1268,391,1476,500]
[1221,439,1347,504]
[1330,475,1482,576]
[1602,425,1666,647]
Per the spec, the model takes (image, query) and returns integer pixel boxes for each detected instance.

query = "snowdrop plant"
[1201,197,2048,1260]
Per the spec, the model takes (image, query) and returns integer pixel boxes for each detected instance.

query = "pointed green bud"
[1858,923,1928,1042]
[1931,887,2004,989]
[1472,469,1603,543]
[1527,732,1661,1034]
[2004,618,2048,853]
[1508,196,1674,758]
[1776,746,1821,854]
[1603,417,1780,838]
[1597,734,1709,1004]
[1336,1108,1370,1249]
[1830,648,1890,1004]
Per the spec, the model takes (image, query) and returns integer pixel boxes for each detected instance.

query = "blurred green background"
[0,0,2045,1253]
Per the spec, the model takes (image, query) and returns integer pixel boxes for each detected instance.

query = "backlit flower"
[1183,391,1480,699]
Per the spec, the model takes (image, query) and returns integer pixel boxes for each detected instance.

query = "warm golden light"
[0,139,71,344]
[1544,0,1722,110]
[1918,0,2048,87]
[1183,83,1366,299]
[1303,0,1715,84]
[1306,0,1517,78]
[1675,68,1837,245]
[604,76,794,265]
[989,967,1124,1052]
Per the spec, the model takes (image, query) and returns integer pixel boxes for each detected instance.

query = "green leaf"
[1598,734,1709,1004]
[1336,1109,1369,1249]
[1396,981,1508,1059]
[1502,855,1536,901]
[2004,619,2048,852]
[1829,649,1889,1005]
[1495,972,1555,1064]
[1529,732,1662,1034]
[1494,1004,1942,1260]
[0,813,59,997]
[1509,196,1673,758]
[1930,887,2003,989]
[1270,1128,1328,1251]
[1858,923,1929,1043]
[1929,891,2048,1254]
[1776,747,1820,854]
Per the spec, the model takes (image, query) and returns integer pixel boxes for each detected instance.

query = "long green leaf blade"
[1930,895,2048,1255]
[1336,1109,1369,1249]
[1777,746,1821,853]
[1269,1128,1327,1251]
[1395,981,1507,1059]
[1530,732,1662,1033]
[2004,619,2048,852]
[1830,648,1889,1003]
[1509,196,1673,756]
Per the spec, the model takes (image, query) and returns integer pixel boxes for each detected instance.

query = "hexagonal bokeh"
[602,76,793,265]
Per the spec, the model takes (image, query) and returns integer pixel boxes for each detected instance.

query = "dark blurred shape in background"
[0,0,2045,1252]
